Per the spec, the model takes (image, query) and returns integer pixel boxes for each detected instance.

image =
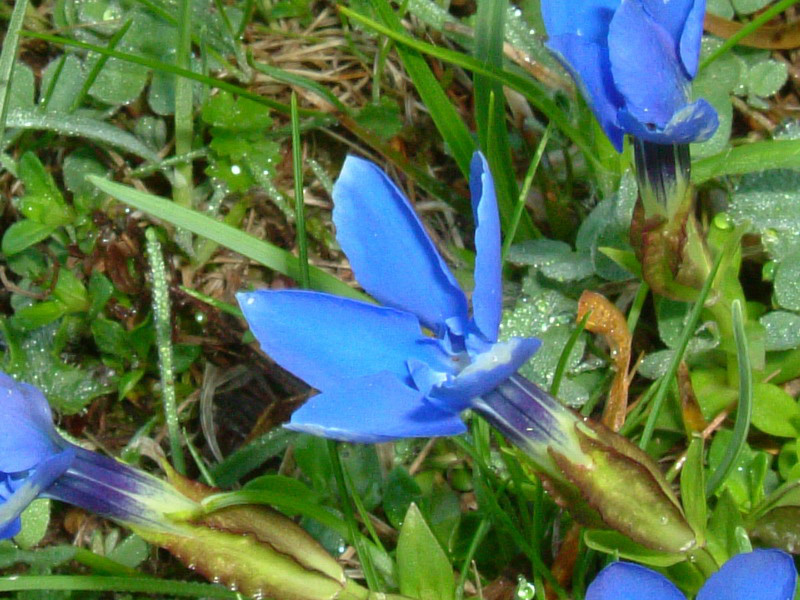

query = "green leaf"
[201,90,272,131]
[13,300,68,331]
[774,253,800,311]
[88,176,365,300]
[583,530,685,567]
[40,55,84,113]
[383,466,423,530]
[707,489,746,562]
[751,382,800,437]
[353,100,404,141]
[91,317,133,360]
[745,59,788,98]
[732,0,771,15]
[107,534,149,569]
[693,142,800,184]
[53,270,89,313]
[17,152,73,227]
[397,503,455,600]
[1,220,56,256]
[680,437,706,543]
[507,239,594,282]
[7,109,160,162]
[14,499,51,550]
[760,311,800,351]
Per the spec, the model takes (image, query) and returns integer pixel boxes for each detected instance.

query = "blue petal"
[237,290,454,392]
[638,0,705,79]
[697,549,797,600]
[428,337,541,413]
[618,98,718,144]
[679,0,706,78]
[586,561,685,600]
[286,372,467,443]
[609,0,690,128]
[0,372,63,472]
[0,449,73,540]
[541,0,619,43]
[332,156,468,334]
[546,35,625,151]
[469,153,502,343]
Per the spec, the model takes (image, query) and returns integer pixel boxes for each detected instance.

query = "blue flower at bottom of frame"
[587,549,797,600]
[0,372,74,538]
[237,152,541,443]
[540,0,718,151]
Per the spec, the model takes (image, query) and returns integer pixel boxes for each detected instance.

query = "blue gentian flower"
[587,550,797,600]
[238,153,542,442]
[0,372,197,538]
[541,0,718,151]
[238,154,702,553]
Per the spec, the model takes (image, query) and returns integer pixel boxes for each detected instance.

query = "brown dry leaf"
[577,291,632,432]
[704,12,800,50]
[677,362,708,434]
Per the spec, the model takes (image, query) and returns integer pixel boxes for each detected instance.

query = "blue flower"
[237,153,541,443]
[0,372,197,538]
[587,550,797,600]
[541,0,718,151]
[0,372,75,538]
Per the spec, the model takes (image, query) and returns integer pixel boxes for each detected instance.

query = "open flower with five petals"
[237,153,541,443]
[587,549,797,600]
[541,0,718,151]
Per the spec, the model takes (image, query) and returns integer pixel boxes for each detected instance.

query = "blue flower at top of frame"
[237,152,541,443]
[0,373,74,538]
[587,549,797,600]
[540,0,719,151]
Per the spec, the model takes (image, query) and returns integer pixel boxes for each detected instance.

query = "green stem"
[146,228,186,474]
[173,0,194,210]
[326,440,380,591]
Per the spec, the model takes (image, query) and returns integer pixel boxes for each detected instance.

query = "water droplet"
[515,576,536,600]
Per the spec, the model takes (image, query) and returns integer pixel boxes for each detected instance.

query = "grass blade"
[337,5,599,170]
[638,250,725,450]
[291,92,310,289]
[0,0,28,143]
[474,0,527,237]
[88,176,367,301]
[371,0,475,178]
[705,300,753,496]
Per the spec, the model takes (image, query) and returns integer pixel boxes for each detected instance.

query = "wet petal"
[429,337,541,413]
[546,35,625,151]
[541,0,619,43]
[470,153,502,342]
[286,372,467,443]
[0,449,73,540]
[679,0,705,78]
[333,155,468,333]
[618,98,718,144]
[609,0,689,128]
[586,561,685,600]
[639,0,694,47]
[0,372,62,471]
[237,290,453,392]
[697,549,797,600]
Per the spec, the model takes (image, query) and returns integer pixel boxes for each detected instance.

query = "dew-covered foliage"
[1,0,800,599]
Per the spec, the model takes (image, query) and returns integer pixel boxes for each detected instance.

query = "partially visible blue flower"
[587,549,797,600]
[0,372,197,538]
[541,0,718,151]
[237,153,541,443]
